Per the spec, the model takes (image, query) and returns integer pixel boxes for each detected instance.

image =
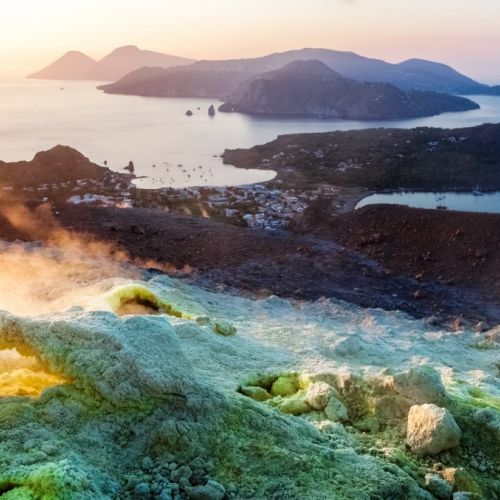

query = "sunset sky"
[2,0,500,82]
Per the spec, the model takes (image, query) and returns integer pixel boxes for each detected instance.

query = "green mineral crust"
[0,276,498,498]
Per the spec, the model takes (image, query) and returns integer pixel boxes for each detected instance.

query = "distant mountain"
[99,47,500,97]
[28,45,194,81]
[99,66,246,98]
[28,51,98,81]
[217,60,479,120]
[104,66,168,87]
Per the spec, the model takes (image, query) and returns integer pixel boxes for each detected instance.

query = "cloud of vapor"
[0,240,136,316]
[0,193,181,316]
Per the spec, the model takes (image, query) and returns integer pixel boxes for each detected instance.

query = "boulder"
[452,494,473,500]
[298,371,338,389]
[474,321,490,333]
[324,397,349,423]
[442,468,482,496]
[210,320,236,336]
[424,315,440,326]
[134,483,151,498]
[372,394,410,425]
[406,404,461,455]
[187,480,225,500]
[394,366,447,405]
[485,327,500,343]
[331,335,364,356]
[472,408,500,443]
[452,317,467,332]
[276,391,311,416]
[425,473,452,499]
[305,382,336,410]
[170,465,192,483]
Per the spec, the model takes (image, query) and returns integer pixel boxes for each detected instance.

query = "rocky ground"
[1,143,499,324]
[1,202,498,326]
[1,267,499,499]
[0,145,134,195]
[294,203,500,307]
[1,143,500,499]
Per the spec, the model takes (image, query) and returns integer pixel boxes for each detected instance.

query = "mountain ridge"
[218,60,480,120]
[28,45,194,81]
[98,47,500,97]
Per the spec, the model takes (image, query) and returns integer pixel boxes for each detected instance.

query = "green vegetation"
[224,123,500,191]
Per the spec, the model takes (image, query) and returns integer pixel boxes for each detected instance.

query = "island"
[98,47,500,98]
[28,45,194,81]
[218,60,479,120]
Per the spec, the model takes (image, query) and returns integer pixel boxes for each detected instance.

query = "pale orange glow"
[1,0,500,82]
[0,193,182,316]
[0,194,133,316]
[0,349,67,397]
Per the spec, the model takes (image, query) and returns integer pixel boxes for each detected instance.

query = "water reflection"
[356,190,500,214]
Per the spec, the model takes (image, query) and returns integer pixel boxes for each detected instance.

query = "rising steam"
[0,192,181,316]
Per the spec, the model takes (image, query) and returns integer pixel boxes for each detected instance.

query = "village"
[131,183,344,230]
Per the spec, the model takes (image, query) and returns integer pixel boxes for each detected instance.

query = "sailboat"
[435,193,447,209]
[472,185,484,196]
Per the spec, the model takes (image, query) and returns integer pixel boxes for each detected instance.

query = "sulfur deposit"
[0,273,499,499]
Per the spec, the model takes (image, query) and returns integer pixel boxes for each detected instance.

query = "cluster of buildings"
[131,183,334,230]
[44,172,342,231]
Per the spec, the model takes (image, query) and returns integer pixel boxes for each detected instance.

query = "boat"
[472,185,484,196]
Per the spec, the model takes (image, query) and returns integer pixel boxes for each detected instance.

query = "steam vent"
[0,272,498,498]
[3,0,500,496]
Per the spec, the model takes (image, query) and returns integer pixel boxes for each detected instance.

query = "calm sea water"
[1,78,500,188]
[356,191,500,214]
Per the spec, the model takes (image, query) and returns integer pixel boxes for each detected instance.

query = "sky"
[1,0,500,82]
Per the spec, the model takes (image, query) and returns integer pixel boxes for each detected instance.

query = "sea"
[357,191,500,214]
[1,78,500,191]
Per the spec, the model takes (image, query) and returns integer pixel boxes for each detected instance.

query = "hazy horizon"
[2,0,500,82]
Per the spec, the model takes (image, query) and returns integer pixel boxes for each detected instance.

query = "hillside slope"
[217,60,479,120]
[99,47,500,97]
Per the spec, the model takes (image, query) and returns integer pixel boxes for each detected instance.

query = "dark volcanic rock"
[294,203,500,304]
[220,60,479,120]
[218,103,234,113]
[124,161,135,173]
[0,146,118,187]
[48,205,500,324]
